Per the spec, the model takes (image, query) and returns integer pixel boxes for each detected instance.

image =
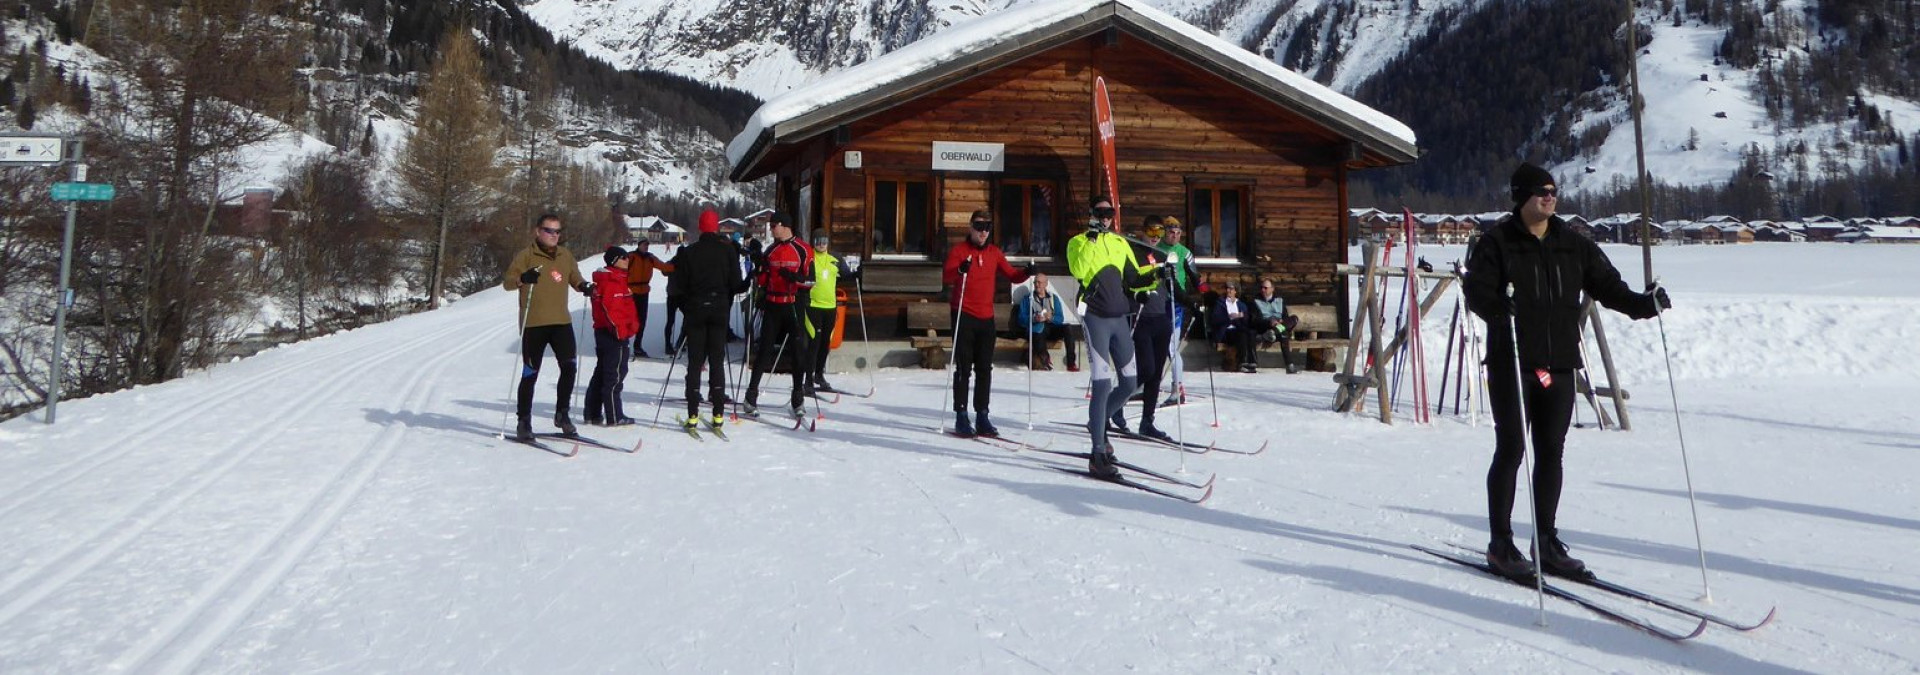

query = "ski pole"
[501,270,538,435]
[1438,298,1460,417]
[651,329,687,427]
[854,274,875,396]
[1652,284,1712,601]
[1173,311,1190,474]
[1504,284,1548,626]
[940,265,971,432]
[1025,288,1035,432]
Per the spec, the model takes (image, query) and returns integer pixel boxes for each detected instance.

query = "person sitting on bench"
[1248,278,1301,374]
[1210,281,1257,373]
[1013,272,1078,371]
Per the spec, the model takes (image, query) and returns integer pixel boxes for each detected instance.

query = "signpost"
[51,182,116,201]
[1,133,105,423]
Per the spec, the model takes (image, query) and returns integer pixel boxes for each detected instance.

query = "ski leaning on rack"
[537,432,639,453]
[498,433,579,458]
[1412,545,1708,641]
[1447,545,1776,631]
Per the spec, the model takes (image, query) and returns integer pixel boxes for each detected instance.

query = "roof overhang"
[727,0,1417,183]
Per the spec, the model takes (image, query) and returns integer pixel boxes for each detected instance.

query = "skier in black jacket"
[1464,163,1672,579]
[668,209,750,430]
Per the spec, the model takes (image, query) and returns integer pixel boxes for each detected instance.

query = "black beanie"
[603,245,629,267]
[1510,163,1555,205]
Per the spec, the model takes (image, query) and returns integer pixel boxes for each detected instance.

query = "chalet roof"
[1699,214,1743,223]
[725,0,1417,181]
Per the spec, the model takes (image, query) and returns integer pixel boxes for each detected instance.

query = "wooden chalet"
[725,0,1417,337]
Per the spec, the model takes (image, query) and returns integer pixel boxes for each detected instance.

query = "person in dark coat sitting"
[1209,281,1256,372]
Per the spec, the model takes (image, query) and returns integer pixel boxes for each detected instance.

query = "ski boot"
[1538,537,1590,579]
[1088,445,1121,480]
[553,411,577,436]
[952,412,975,437]
[513,417,534,442]
[1485,538,1537,579]
[1138,422,1173,443]
[974,412,999,438]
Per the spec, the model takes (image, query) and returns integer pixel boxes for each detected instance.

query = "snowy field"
[1,243,1917,673]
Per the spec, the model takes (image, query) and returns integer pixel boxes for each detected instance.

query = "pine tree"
[15,95,33,129]
[396,25,505,307]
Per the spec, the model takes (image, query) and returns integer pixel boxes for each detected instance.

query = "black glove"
[1156,263,1175,281]
[1649,285,1672,312]
[1021,264,1038,277]
[1417,257,1434,273]
[958,258,973,276]
[519,267,542,284]
[780,267,807,283]
[578,281,595,295]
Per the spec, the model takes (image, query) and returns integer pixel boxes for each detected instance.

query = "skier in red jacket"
[585,246,640,425]
[942,209,1033,437]
[743,212,815,418]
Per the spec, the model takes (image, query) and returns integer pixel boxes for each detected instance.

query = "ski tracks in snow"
[0,312,495,672]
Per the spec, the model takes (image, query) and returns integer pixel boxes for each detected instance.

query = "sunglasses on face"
[1092,207,1115,219]
[971,221,992,228]
[538,227,563,235]
[1531,186,1558,198]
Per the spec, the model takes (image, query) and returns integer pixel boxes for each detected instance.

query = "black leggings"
[585,327,629,421]
[951,313,996,414]
[748,301,810,408]
[682,306,729,418]
[1129,313,1173,426]
[1486,364,1576,542]
[517,324,578,420]
[807,305,837,380]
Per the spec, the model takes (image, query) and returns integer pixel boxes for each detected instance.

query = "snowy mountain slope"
[523,0,1919,194]
[2,246,1918,671]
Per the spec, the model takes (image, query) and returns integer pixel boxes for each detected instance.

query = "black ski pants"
[748,300,810,408]
[1486,363,1576,543]
[807,305,837,383]
[663,295,683,353]
[1127,313,1173,428]
[951,313,997,414]
[629,293,650,354]
[682,304,730,419]
[585,327,629,422]
[516,324,578,422]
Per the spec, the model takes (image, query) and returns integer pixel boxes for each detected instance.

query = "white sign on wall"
[931,141,1005,172]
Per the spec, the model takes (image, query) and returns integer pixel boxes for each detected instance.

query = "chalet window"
[1188,185,1248,260]
[870,177,932,257]
[994,180,1059,258]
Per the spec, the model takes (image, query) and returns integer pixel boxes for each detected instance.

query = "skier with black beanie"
[1464,162,1672,579]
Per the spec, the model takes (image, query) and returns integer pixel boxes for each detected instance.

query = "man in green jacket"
[502,214,593,441]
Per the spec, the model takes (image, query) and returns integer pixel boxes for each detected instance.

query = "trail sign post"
[51,182,116,201]
[1,135,64,165]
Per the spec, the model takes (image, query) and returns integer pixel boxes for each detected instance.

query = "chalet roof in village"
[725,0,1418,181]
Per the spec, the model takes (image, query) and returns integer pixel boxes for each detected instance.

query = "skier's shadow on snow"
[1686,410,1920,442]
[1243,560,1804,673]
[1604,481,1920,538]
[363,407,498,438]
[961,474,1402,560]
[1396,505,1920,607]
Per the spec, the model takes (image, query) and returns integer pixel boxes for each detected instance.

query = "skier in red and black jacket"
[585,246,640,426]
[942,209,1033,437]
[743,212,815,418]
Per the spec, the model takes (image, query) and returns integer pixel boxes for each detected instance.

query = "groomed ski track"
[3,244,1919,673]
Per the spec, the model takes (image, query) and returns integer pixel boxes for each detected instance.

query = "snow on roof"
[625,215,685,233]
[725,0,1416,177]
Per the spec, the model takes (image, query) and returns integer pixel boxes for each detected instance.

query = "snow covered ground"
[2,244,1917,673]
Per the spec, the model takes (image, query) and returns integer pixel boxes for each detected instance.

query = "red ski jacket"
[591,267,640,339]
[943,239,1029,320]
[756,238,815,304]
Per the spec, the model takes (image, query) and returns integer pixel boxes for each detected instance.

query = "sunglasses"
[1530,186,1558,198]
[1092,207,1116,219]
[538,227,563,235]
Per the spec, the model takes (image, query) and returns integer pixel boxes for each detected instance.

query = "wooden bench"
[1248,304,1345,371]
[904,301,1058,369]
